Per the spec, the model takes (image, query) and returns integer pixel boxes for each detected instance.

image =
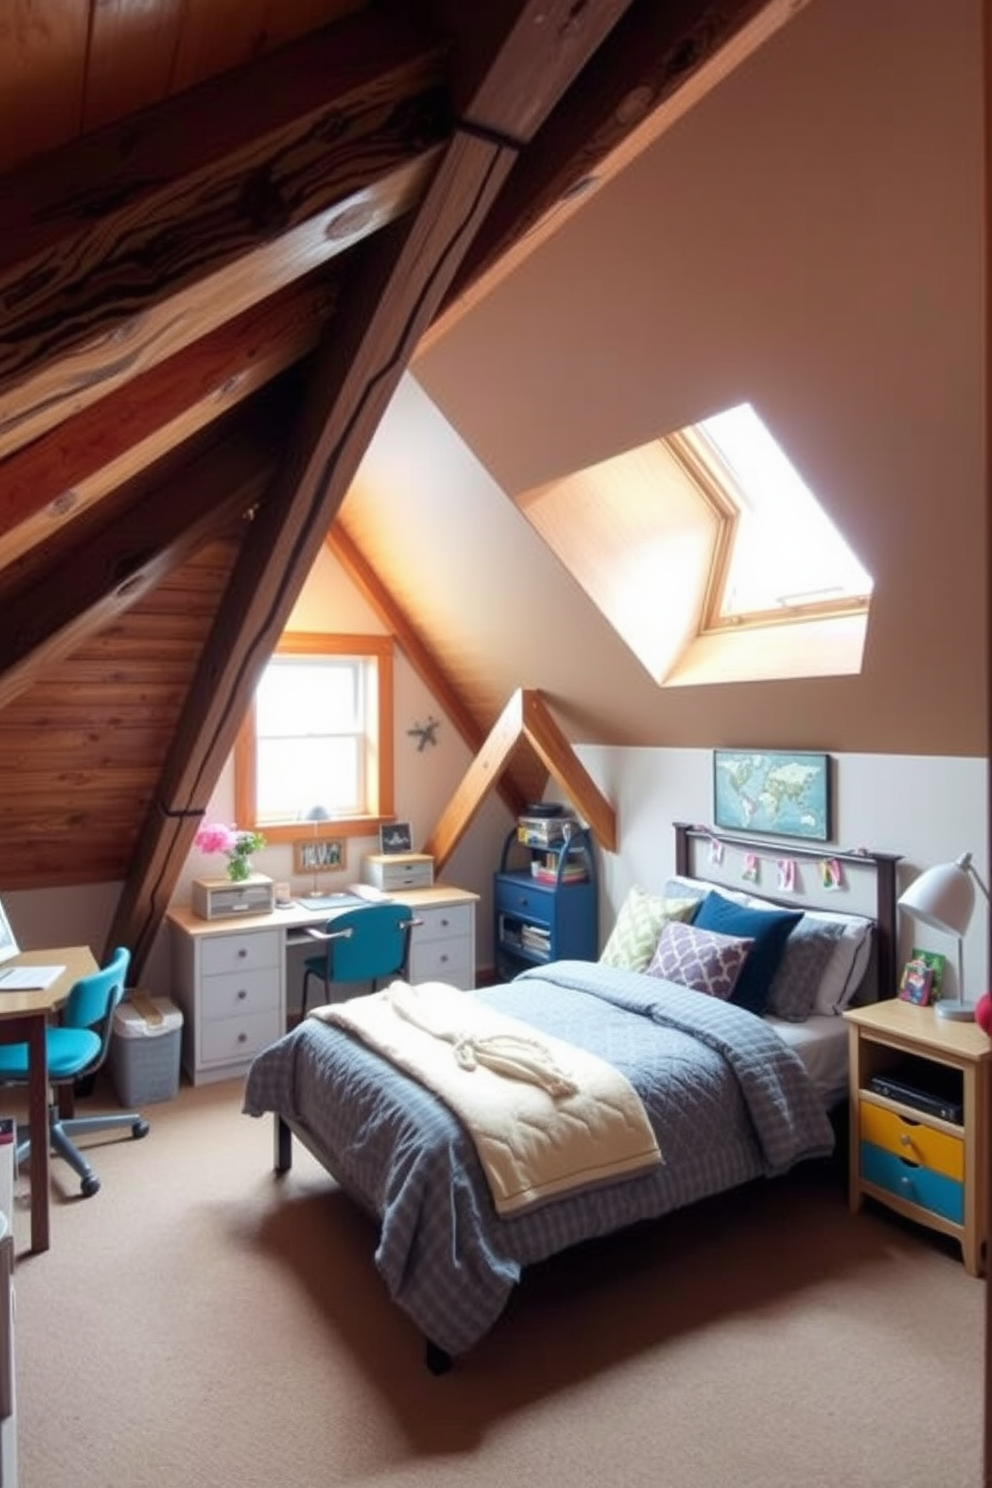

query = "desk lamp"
[304,804,334,899]
[898,852,990,1021]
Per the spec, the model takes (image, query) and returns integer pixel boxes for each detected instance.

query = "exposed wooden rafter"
[424,688,617,870]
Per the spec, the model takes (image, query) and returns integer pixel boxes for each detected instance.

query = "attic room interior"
[0,1,988,1486]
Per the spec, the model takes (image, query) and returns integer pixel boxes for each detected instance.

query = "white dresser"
[167,883,478,1085]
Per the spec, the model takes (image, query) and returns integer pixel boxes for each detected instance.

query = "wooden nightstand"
[844,999,989,1274]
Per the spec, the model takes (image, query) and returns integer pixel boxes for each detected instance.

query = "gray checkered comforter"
[243,961,835,1356]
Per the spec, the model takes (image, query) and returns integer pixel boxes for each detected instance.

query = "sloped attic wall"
[413,0,985,758]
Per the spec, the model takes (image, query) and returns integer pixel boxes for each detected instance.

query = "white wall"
[580,746,989,1003]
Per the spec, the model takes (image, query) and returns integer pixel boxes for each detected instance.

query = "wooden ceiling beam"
[0,420,279,712]
[327,525,527,818]
[0,12,450,458]
[0,273,337,574]
[110,0,641,976]
[424,0,801,343]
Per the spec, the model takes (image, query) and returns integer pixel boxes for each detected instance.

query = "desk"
[0,946,96,1253]
[167,884,479,1085]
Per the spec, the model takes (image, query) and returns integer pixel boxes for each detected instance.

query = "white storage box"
[362,853,434,890]
[110,994,183,1106]
[191,874,274,921]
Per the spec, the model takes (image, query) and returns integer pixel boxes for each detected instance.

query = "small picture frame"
[293,837,346,875]
[379,821,413,854]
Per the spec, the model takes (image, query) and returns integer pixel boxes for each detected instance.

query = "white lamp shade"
[898,859,976,938]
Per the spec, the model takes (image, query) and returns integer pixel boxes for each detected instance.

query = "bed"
[243,823,900,1369]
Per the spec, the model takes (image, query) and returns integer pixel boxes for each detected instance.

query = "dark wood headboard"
[674,822,902,1002]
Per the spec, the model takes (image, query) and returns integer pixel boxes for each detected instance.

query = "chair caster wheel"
[81,1175,100,1198]
[132,1120,150,1139]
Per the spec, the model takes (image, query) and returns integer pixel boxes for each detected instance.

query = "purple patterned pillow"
[646,919,753,1000]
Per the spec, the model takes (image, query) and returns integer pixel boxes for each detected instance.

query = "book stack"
[530,854,588,886]
[517,815,580,848]
[520,924,551,958]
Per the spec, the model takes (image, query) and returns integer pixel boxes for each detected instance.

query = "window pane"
[699,402,873,615]
[256,737,361,823]
[256,659,361,736]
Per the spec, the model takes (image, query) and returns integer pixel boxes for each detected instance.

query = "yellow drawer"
[859,1100,963,1180]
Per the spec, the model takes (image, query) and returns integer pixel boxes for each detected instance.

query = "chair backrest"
[320,905,415,986]
[63,946,132,1063]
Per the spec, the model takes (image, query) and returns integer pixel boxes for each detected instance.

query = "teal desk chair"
[0,945,148,1197]
[301,904,421,1018]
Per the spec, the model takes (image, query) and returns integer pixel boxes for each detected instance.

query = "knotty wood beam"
[0,11,450,458]
[424,0,801,343]
[111,0,639,977]
[0,420,279,711]
[423,689,616,869]
[0,275,337,573]
[327,525,526,818]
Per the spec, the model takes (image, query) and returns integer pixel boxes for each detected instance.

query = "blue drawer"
[860,1141,964,1225]
[494,873,554,921]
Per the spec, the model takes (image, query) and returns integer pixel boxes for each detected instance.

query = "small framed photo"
[293,837,346,876]
[379,821,413,854]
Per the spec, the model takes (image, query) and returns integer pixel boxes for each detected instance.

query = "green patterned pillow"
[599,887,699,972]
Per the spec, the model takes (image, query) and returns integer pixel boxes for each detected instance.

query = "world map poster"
[713,750,831,841]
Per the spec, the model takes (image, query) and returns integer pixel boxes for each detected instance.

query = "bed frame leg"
[274,1116,293,1173]
[424,1339,453,1375]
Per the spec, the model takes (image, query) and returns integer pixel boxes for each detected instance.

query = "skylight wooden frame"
[666,426,871,634]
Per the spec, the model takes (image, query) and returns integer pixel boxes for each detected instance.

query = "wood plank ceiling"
[0,0,784,978]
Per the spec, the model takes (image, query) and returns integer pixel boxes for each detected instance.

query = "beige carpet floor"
[6,1076,985,1488]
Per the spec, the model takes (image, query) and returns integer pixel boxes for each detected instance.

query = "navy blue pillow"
[691,892,802,1015]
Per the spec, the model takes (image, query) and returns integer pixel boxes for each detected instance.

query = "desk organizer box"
[110,994,183,1106]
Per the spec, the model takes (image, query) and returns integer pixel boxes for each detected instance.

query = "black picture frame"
[379,821,413,854]
[712,749,831,842]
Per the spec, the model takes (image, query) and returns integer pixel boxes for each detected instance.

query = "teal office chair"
[300,904,422,1018]
[0,945,148,1198]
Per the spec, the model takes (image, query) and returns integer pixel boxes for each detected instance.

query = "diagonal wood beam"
[0,274,337,574]
[111,0,641,976]
[0,418,280,712]
[423,689,616,870]
[424,0,801,343]
[0,11,450,458]
[327,524,526,818]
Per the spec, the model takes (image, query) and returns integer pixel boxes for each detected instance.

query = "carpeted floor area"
[6,1075,985,1488]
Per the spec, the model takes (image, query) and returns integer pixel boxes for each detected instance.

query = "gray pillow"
[765,917,846,1021]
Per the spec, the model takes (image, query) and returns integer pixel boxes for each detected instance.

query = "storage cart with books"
[493,811,597,981]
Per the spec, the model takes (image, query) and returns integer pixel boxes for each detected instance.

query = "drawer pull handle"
[237,948,248,959]
[899,1133,913,1148]
[439,954,449,964]
[440,917,449,928]
[237,989,247,1001]
[237,1032,247,1044]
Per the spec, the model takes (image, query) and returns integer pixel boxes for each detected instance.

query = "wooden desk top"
[0,946,96,1018]
[166,883,480,938]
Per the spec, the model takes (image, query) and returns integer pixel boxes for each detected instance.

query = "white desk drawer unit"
[408,902,474,989]
[168,884,479,1083]
[171,922,284,1084]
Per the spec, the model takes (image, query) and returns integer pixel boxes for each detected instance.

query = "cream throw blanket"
[312,980,662,1216]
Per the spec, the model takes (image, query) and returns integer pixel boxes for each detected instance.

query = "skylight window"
[695,402,873,621]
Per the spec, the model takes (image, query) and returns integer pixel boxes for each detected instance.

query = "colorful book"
[899,957,933,1005]
[910,947,946,1000]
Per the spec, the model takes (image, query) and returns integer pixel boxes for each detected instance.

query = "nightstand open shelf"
[844,999,989,1275]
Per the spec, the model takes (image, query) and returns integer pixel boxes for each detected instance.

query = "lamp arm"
[959,852,991,903]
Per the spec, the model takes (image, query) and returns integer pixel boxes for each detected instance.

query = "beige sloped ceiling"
[346,0,984,759]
